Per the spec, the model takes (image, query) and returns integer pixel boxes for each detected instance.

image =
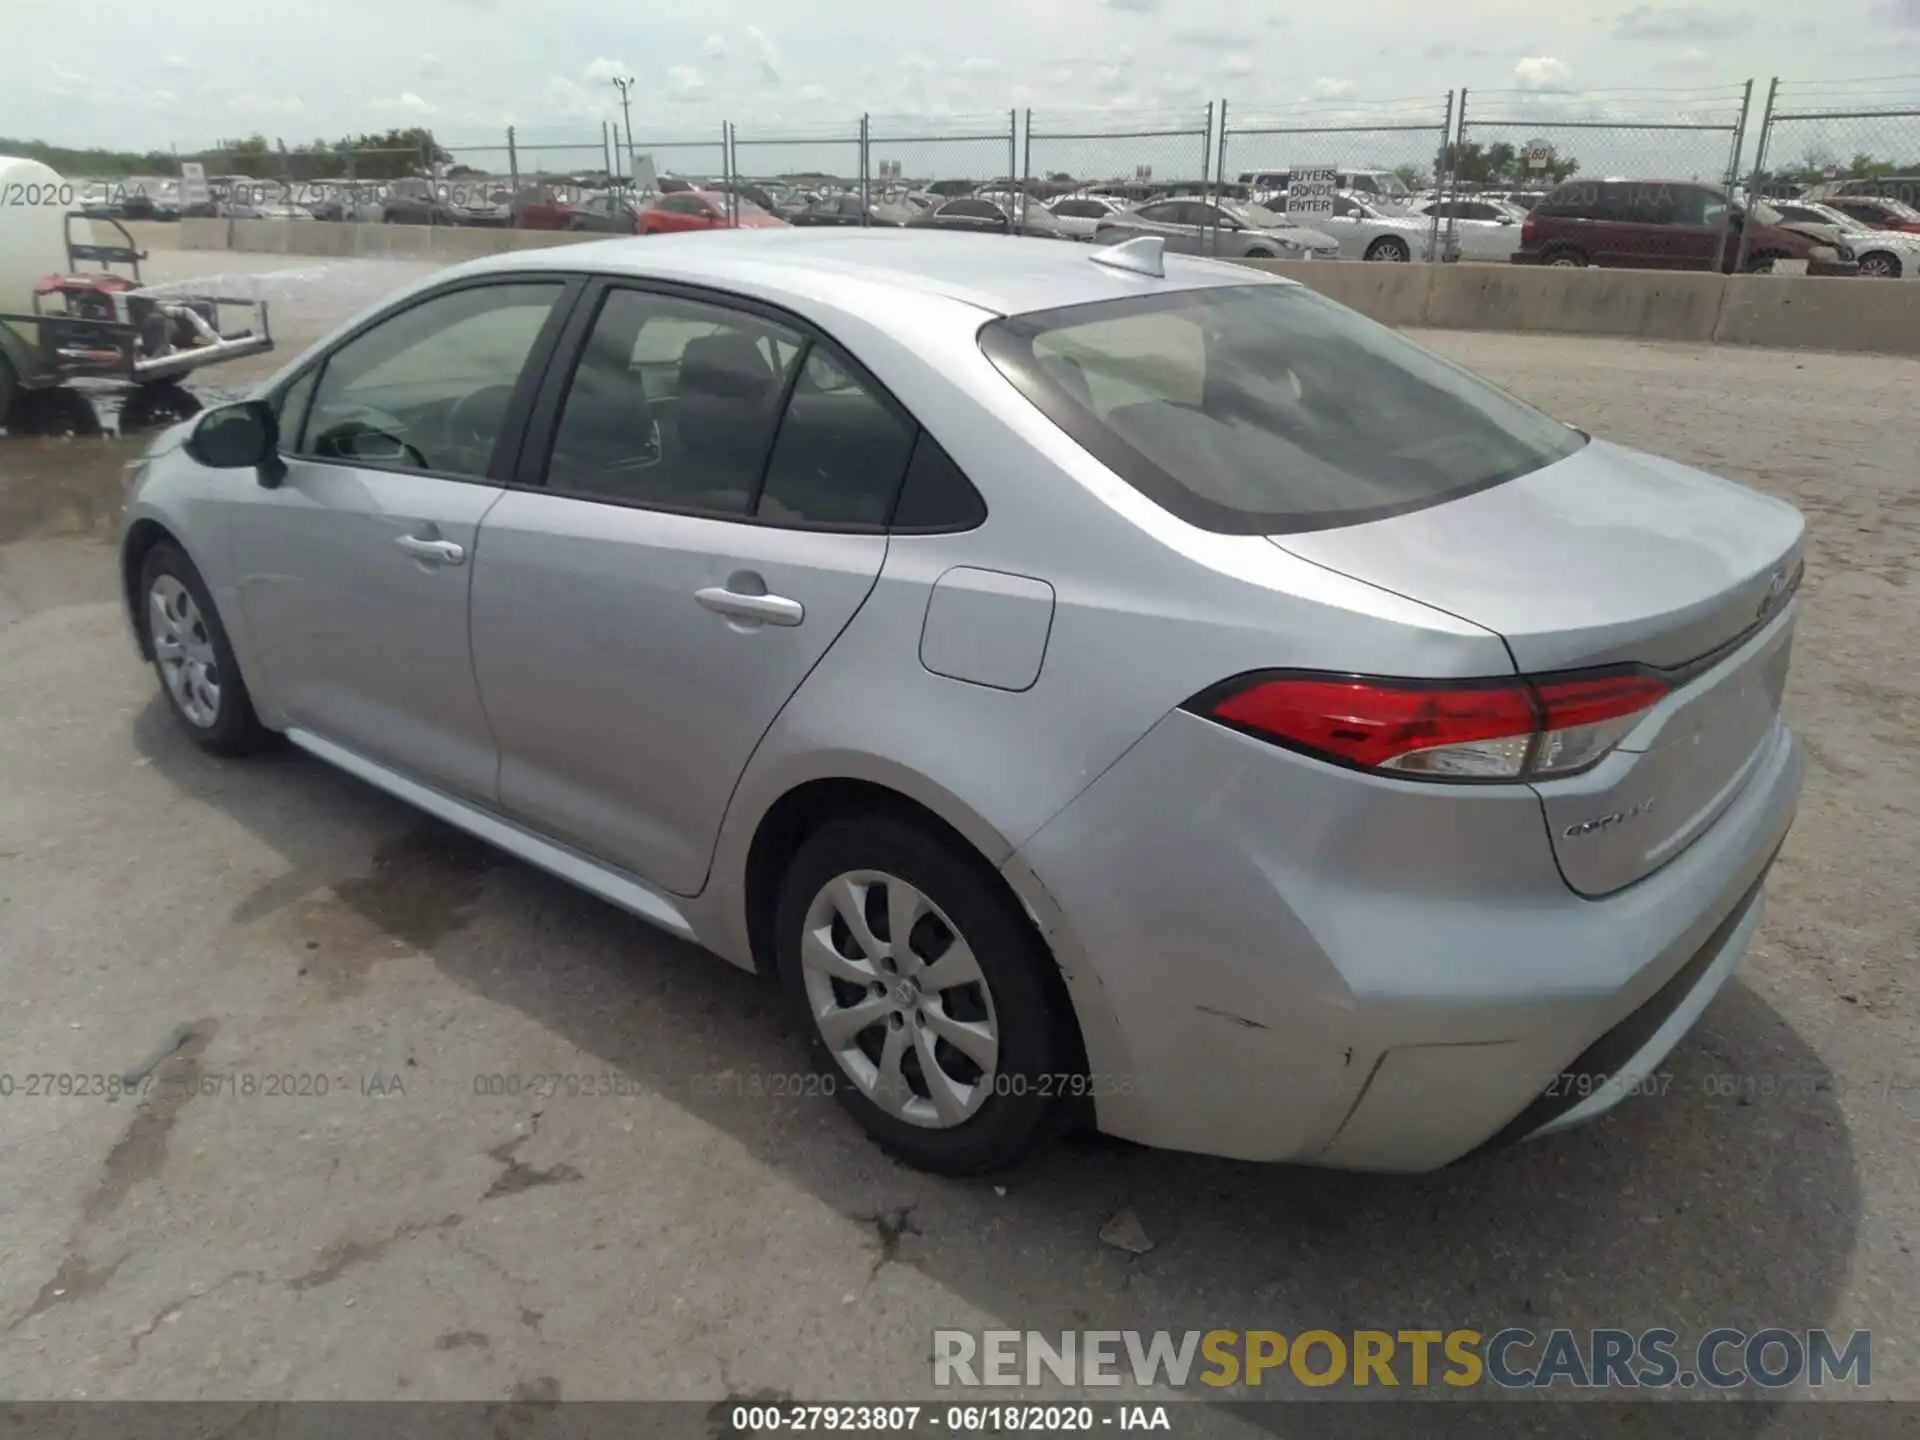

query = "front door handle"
[395,534,466,566]
[695,586,804,627]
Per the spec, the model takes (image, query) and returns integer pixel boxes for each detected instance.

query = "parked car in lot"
[1816,194,1920,235]
[1093,197,1341,260]
[518,189,636,232]
[636,190,789,234]
[906,197,1070,239]
[1407,196,1527,262]
[1046,195,1127,239]
[1313,193,1447,262]
[382,179,460,226]
[1770,199,1920,278]
[1828,175,1920,210]
[120,229,1806,1175]
[1512,180,1856,274]
[305,183,385,223]
[789,194,915,227]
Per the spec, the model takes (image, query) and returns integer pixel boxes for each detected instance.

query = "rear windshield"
[978,283,1585,534]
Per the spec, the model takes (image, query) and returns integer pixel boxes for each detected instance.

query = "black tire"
[1365,236,1411,263]
[1242,246,1275,259]
[0,353,16,431]
[775,814,1072,1175]
[1858,251,1901,279]
[1543,246,1588,268]
[137,542,270,757]
[1746,252,1783,274]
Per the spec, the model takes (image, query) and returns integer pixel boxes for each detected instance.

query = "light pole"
[610,75,636,185]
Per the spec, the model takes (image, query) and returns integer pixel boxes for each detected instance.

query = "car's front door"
[232,278,574,799]
[469,282,920,894]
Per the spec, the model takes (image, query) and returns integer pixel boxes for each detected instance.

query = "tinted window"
[659,194,707,215]
[544,289,802,514]
[892,431,987,531]
[757,348,916,527]
[1459,202,1503,221]
[941,199,1003,219]
[979,284,1584,535]
[299,282,561,478]
[1136,202,1184,223]
[1054,200,1101,219]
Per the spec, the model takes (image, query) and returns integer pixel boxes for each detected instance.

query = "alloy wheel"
[149,575,221,728]
[800,870,999,1129]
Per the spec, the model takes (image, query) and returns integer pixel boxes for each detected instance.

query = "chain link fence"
[1452,84,1751,266]
[867,111,1019,208]
[726,120,865,223]
[1023,106,1215,220]
[1219,94,1454,260]
[1743,75,1920,274]
[622,131,728,195]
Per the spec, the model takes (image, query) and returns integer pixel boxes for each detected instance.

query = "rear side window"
[979,284,1584,535]
[756,349,915,528]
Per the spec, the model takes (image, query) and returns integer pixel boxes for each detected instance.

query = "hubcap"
[800,871,999,1129]
[149,575,221,728]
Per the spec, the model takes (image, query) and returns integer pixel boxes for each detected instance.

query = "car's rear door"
[232,276,578,800]
[469,281,919,894]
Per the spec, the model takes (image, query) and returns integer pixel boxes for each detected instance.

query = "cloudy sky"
[0,0,1911,157]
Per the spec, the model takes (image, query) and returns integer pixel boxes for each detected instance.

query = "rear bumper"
[1012,711,1803,1170]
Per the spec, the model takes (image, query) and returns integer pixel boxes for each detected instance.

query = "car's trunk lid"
[1272,438,1805,895]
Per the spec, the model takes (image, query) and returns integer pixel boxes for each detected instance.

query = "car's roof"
[458,228,1284,318]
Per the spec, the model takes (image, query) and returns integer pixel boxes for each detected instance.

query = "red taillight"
[1193,670,1668,782]
[1521,215,1538,247]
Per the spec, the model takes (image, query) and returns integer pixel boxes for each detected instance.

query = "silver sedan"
[1093,196,1342,259]
[119,229,1803,1175]
[1313,193,1454,262]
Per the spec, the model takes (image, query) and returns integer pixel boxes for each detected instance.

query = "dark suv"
[1511,179,1854,274]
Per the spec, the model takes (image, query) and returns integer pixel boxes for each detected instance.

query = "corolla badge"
[1563,797,1657,839]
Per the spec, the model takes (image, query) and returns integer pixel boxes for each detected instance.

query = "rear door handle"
[395,535,466,566]
[695,586,804,627]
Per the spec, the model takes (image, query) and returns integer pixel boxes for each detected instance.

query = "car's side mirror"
[185,399,285,487]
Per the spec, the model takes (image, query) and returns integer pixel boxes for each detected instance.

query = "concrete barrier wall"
[1232,258,1920,357]
[1713,272,1920,352]
[120,225,1920,357]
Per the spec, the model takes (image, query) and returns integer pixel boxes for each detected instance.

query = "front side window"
[544,289,802,514]
[980,284,1584,535]
[298,282,562,479]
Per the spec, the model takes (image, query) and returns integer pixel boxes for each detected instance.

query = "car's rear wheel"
[1365,236,1411,263]
[1243,246,1275,258]
[0,354,17,430]
[1858,251,1901,278]
[776,814,1072,1175]
[139,543,268,756]
[1746,251,1783,274]
[1543,246,1587,267]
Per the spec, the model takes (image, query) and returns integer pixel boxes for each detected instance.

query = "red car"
[636,190,788,235]
[1820,195,1920,235]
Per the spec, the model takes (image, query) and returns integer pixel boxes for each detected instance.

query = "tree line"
[0,128,448,180]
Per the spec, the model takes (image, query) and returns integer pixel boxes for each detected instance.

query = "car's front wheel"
[1365,236,1411,262]
[776,814,1073,1175]
[1858,251,1901,278]
[139,543,268,756]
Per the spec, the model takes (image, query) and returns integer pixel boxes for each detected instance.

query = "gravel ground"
[0,253,1914,1427]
